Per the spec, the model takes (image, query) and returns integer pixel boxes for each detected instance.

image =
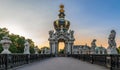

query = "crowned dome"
[54,4,70,32]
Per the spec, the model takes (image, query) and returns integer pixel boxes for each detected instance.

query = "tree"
[117,46,120,54]
[0,28,36,53]
[0,44,3,53]
[27,39,35,54]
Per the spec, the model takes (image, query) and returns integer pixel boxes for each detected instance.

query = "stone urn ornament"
[34,46,38,54]
[0,36,12,54]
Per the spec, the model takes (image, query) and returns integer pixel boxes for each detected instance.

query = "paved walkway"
[16,57,109,70]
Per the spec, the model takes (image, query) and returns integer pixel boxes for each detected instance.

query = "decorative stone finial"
[59,4,64,13]
[58,4,65,18]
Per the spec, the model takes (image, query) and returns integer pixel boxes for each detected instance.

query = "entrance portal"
[58,42,65,56]
[48,5,75,56]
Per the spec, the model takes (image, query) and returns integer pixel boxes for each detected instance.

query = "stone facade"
[95,46,106,54]
[73,45,90,54]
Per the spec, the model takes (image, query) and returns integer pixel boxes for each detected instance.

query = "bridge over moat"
[15,57,108,70]
[0,4,120,70]
[0,54,120,70]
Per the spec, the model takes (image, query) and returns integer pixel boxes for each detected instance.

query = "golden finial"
[59,4,64,13]
[60,4,64,8]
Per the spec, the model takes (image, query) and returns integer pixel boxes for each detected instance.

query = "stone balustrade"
[0,54,51,70]
[72,54,120,70]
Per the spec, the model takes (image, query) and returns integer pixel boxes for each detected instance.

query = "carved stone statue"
[91,39,96,48]
[49,30,54,38]
[24,40,30,54]
[69,30,74,38]
[107,30,118,54]
[108,30,116,47]
[90,39,97,54]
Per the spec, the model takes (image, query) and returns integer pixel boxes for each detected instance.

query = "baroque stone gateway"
[48,5,75,56]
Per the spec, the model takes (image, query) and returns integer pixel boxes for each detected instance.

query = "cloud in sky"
[0,0,120,48]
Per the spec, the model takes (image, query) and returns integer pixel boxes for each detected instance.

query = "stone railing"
[72,54,120,70]
[0,54,51,70]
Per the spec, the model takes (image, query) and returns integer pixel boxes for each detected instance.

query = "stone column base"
[107,47,118,54]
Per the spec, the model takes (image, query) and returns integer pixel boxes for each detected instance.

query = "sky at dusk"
[0,0,120,49]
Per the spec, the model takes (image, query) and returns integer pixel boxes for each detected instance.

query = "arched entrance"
[58,40,65,56]
[48,5,75,56]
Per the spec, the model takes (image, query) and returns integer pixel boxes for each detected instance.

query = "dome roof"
[54,4,70,32]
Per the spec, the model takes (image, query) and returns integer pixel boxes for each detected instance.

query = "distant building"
[73,45,90,54]
[95,46,107,54]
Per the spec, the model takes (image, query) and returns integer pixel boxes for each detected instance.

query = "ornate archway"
[48,5,75,56]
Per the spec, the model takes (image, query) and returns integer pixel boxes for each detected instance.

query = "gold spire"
[59,4,64,13]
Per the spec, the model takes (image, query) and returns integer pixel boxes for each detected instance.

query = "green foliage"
[38,49,41,53]
[59,49,64,54]
[0,28,9,39]
[117,46,120,54]
[0,45,3,53]
[30,46,35,54]
[9,45,18,53]
[0,27,36,53]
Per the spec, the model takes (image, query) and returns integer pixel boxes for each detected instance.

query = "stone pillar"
[67,42,69,54]
[55,42,58,56]
[52,42,56,55]
[64,41,67,55]
[70,42,74,55]
[64,43,67,54]
[50,42,52,54]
